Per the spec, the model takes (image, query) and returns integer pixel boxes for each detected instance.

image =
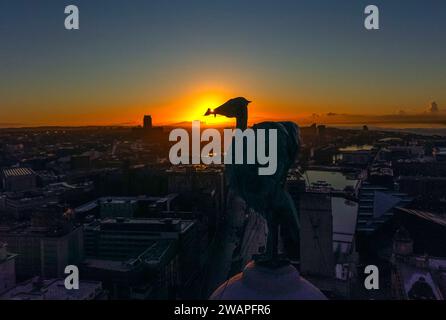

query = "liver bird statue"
[205,97,301,266]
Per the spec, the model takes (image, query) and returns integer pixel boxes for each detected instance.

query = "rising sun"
[186,94,232,127]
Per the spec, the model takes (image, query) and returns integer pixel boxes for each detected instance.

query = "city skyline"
[2,0,446,304]
[1,0,445,127]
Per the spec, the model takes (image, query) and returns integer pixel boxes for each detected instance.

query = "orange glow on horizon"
[185,94,230,126]
[27,93,334,128]
[151,91,238,127]
[149,94,307,128]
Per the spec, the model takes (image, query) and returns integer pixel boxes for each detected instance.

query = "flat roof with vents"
[2,167,35,178]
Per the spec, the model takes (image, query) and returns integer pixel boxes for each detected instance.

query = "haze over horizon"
[1,0,445,128]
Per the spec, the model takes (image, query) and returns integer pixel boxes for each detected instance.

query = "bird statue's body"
[205,97,301,265]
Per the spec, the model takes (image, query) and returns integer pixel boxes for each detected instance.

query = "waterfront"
[303,170,360,191]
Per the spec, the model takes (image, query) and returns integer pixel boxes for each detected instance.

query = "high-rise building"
[143,115,153,129]
[166,165,225,219]
[83,217,198,298]
[0,226,84,279]
[84,217,196,260]
[299,192,334,278]
[0,205,84,279]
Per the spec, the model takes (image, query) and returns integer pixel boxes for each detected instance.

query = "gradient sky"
[1,0,445,127]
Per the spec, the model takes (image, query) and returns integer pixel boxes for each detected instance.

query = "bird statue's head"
[205,97,251,130]
[204,97,251,118]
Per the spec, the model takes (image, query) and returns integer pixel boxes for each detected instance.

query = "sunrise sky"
[1,0,445,128]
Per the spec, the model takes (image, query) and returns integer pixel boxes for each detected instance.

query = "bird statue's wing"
[226,121,300,216]
[225,121,301,259]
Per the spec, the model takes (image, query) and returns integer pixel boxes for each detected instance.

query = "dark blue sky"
[1,0,445,126]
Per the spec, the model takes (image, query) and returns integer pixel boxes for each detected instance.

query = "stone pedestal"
[210,261,327,300]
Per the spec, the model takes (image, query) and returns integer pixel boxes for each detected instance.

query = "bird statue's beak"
[204,108,215,117]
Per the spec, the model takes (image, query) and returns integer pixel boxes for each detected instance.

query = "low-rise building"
[0,277,106,300]
[356,182,412,234]
[82,239,178,299]
[0,243,17,293]
[1,167,37,192]
[75,194,178,219]
[391,228,446,300]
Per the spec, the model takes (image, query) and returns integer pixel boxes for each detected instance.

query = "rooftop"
[332,197,358,255]
[395,255,446,300]
[2,167,35,178]
[85,217,195,234]
[395,207,446,228]
[0,222,81,238]
[0,277,104,300]
[166,164,224,173]
[83,239,175,271]
[0,242,18,263]
[75,194,178,213]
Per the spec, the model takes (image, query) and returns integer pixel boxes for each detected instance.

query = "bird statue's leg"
[256,208,283,267]
[264,211,273,260]
[264,217,276,262]
[277,191,300,260]
[258,190,300,267]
